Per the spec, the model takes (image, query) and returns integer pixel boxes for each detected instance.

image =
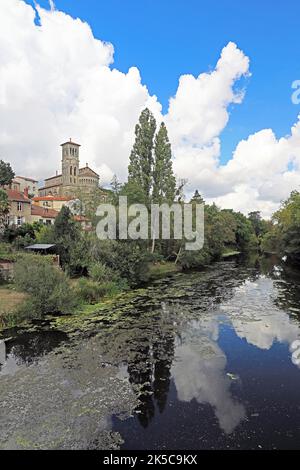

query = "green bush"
[88,262,115,283]
[76,278,112,303]
[76,277,127,304]
[90,239,150,287]
[14,254,77,317]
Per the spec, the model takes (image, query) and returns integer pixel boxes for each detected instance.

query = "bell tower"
[61,139,80,195]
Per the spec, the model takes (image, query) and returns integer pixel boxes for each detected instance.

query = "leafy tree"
[152,122,176,204]
[0,189,9,232]
[110,174,123,206]
[89,237,150,286]
[0,160,14,187]
[270,191,300,262]
[52,206,82,272]
[128,108,156,203]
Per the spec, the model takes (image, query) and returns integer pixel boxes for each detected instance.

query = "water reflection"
[172,329,246,434]
[0,330,68,375]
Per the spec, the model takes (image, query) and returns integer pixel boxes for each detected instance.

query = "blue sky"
[25,0,300,164]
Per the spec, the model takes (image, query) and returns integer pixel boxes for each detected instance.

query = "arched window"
[70,166,72,175]
[74,167,77,176]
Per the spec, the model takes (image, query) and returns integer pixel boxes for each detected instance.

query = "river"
[0,255,300,449]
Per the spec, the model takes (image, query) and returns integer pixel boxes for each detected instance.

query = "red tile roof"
[31,205,58,219]
[5,189,31,203]
[74,215,90,222]
[32,195,72,202]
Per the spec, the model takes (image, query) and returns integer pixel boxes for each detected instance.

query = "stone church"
[39,139,100,197]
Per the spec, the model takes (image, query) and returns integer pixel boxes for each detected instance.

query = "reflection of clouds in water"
[0,340,5,365]
[221,277,300,355]
[172,274,300,435]
[172,333,246,435]
[0,340,20,376]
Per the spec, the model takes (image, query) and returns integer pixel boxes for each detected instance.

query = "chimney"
[86,162,88,167]
[56,170,58,176]
[24,187,29,198]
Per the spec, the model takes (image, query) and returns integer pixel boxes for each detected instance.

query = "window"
[17,202,22,211]
[70,166,72,175]
[74,167,76,176]
[17,216,22,226]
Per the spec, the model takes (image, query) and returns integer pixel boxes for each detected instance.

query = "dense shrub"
[14,254,76,317]
[90,239,150,287]
[75,278,124,303]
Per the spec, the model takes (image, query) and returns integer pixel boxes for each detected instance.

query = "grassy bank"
[0,286,28,328]
[148,261,181,280]
[0,261,181,331]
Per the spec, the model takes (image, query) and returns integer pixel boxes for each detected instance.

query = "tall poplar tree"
[152,122,176,204]
[128,108,156,203]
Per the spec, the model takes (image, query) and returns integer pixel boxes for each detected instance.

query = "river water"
[1,256,300,449]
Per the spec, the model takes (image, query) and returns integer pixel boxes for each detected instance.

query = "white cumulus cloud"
[1,0,300,217]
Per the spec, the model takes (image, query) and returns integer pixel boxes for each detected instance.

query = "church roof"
[60,139,81,147]
[44,174,62,181]
[79,166,99,177]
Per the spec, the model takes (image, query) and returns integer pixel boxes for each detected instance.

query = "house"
[5,189,31,226]
[32,195,72,212]
[38,139,100,197]
[15,176,39,197]
[74,214,92,231]
[30,205,59,225]
[7,179,22,192]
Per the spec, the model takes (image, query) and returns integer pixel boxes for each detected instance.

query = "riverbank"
[0,260,181,331]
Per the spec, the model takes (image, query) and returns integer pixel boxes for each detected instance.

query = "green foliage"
[0,189,9,232]
[0,160,14,186]
[1,222,43,248]
[110,174,123,206]
[14,254,76,317]
[75,278,124,304]
[179,203,257,270]
[89,262,116,283]
[261,226,280,254]
[128,108,156,202]
[152,122,176,204]
[90,238,150,286]
[51,206,83,273]
[263,191,300,262]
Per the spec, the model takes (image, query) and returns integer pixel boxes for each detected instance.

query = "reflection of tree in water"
[94,259,266,428]
[126,322,176,428]
[1,331,68,367]
[153,331,175,414]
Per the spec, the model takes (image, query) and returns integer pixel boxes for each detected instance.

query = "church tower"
[61,139,80,196]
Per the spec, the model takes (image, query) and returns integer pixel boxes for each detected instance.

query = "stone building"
[30,205,59,225]
[15,176,39,197]
[32,195,72,212]
[5,189,31,226]
[38,140,99,197]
